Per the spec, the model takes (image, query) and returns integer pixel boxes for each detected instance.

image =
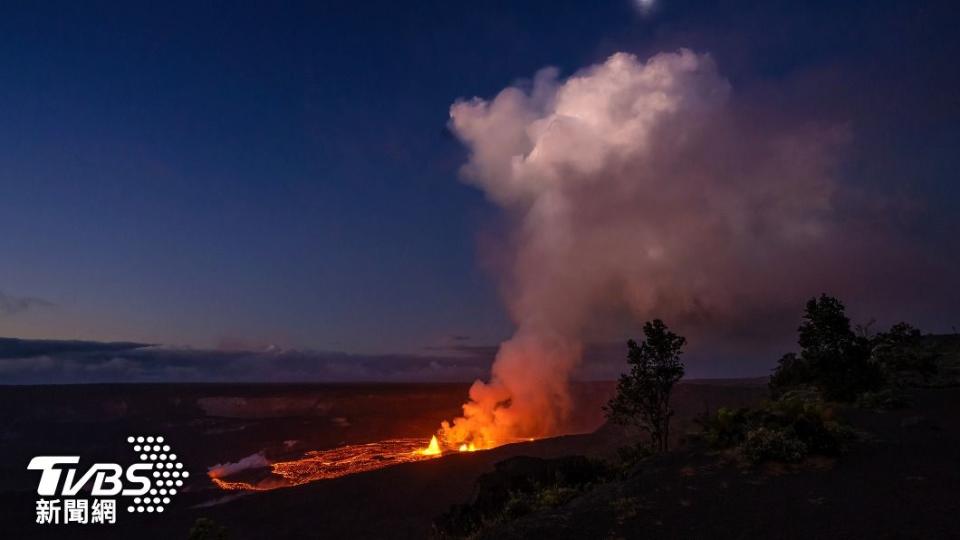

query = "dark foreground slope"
[0,381,762,539]
[480,387,960,539]
[477,334,960,539]
[5,333,957,540]
[169,381,764,540]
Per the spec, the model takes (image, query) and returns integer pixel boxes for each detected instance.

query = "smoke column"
[440,49,851,448]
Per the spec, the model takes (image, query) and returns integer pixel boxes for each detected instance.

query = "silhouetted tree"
[769,352,810,395]
[798,295,855,359]
[870,321,934,382]
[875,321,922,345]
[605,319,686,453]
[770,294,880,400]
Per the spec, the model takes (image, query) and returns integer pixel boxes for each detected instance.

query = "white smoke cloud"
[441,49,856,447]
[634,0,657,16]
[207,452,270,478]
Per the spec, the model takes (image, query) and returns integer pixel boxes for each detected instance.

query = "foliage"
[604,319,686,453]
[431,456,610,539]
[473,482,580,532]
[770,295,940,401]
[770,295,882,400]
[880,322,922,342]
[695,394,855,464]
[870,322,937,384]
[740,426,808,463]
[529,483,580,510]
[615,442,653,468]
[769,353,811,395]
[435,483,587,539]
[854,388,912,410]
[610,496,641,523]
[695,406,753,449]
[188,518,229,540]
[798,294,880,399]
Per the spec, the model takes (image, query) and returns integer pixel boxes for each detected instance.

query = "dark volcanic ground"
[482,387,960,539]
[5,379,955,539]
[0,380,766,538]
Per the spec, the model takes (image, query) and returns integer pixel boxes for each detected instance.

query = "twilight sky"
[0,0,958,380]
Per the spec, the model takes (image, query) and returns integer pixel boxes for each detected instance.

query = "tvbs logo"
[27,435,189,525]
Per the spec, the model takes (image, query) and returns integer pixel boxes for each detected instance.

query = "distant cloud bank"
[0,337,495,385]
[0,335,787,385]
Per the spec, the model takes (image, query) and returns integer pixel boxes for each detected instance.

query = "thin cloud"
[0,337,150,360]
[0,290,54,317]
[0,337,492,385]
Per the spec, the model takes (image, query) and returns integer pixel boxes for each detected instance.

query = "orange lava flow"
[207,433,537,492]
[210,477,266,491]
[209,437,446,491]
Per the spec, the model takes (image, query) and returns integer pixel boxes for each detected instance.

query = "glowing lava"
[209,437,444,491]
[419,435,442,456]
[209,433,529,492]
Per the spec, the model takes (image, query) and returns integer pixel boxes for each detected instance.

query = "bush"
[188,518,228,540]
[741,427,808,463]
[695,406,753,449]
[695,393,854,464]
[855,388,912,410]
[870,322,938,385]
[767,397,853,456]
[769,353,812,397]
[432,456,609,539]
[615,442,653,469]
[531,484,579,509]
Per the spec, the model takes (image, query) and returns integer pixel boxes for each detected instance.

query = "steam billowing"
[440,50,852,447]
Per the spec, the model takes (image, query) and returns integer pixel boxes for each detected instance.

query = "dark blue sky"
[0,0,957,361]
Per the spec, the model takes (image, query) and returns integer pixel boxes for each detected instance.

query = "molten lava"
[420,435,442,456]
[208,430,539,492]
[209,437,445,491]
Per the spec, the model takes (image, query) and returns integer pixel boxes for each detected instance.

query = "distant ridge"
[0,337,152,359]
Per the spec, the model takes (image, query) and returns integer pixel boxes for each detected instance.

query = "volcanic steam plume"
[440,49,854,449]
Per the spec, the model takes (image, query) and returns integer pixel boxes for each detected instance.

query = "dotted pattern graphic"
[124,435,189,513]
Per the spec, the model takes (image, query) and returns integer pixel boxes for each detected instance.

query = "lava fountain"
[420,435,442,456]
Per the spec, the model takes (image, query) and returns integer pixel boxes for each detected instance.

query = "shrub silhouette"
[188,518,228,540]
[431,456,609,539]
[870,322,937,384]
[741,426,808,463]
[696,396,855,464]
